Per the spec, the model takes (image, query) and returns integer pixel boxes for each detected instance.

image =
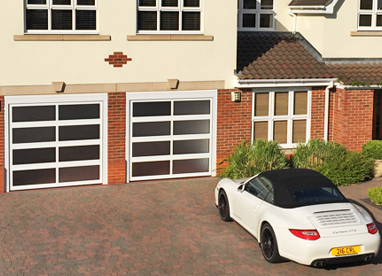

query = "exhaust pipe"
[364,254,374,262]
[312,260,326,267]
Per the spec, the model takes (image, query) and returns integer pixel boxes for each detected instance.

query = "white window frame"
[25,0,98,34]
[358,0,382,30]
[137,0,203,34]
[251,88,311,148]
[4,93,108,192]
[238,0,275,31]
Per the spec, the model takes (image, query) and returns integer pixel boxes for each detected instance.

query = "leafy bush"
[292,139,374,186]
[368,187,382,205]
[362,140,382,160]
[219,140,289,179]
[291,139,347,170]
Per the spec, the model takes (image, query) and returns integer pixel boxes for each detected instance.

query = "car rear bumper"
[275,227,381,266]
[311,253,375,267]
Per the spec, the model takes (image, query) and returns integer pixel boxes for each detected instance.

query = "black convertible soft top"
[259,169,348,208]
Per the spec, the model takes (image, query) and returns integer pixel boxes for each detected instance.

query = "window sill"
[14,35,111,41]
[126,35,214,41]
[350,31,382,37]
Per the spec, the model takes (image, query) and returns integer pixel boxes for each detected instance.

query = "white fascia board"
[235,78,336,89]
[289,6,325,10]
[289,0,338,14]
[336,83,382,90]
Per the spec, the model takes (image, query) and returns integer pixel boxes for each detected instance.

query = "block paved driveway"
[1,177,382,276]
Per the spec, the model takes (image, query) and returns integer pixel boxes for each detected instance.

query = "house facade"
[0,0,381,192]
[228,0,382,159]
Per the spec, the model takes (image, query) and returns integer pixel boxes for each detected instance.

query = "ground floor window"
[252,89,311,147]
[373,89,382,139]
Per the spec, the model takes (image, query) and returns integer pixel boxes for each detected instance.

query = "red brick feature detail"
[0,96,3,193]
[105,52,132,68]
[108,93,126,184]
[331,89,373,151]
[216,89,252,169]
[310,88,326,140]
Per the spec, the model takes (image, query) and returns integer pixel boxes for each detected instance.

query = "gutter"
[289,0,339,15]
[234,78,336,89]
[336,84,382,90]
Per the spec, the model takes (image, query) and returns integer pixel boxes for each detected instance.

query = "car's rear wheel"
[218,190,231,222]
[260,223,282,263]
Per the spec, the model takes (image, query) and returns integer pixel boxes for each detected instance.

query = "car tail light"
[367,223,378,234]
[289,229,321,240]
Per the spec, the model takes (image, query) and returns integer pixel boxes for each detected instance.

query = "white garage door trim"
[5,93,108,192]
[126,90,217,182]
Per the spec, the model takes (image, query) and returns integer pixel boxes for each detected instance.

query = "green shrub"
[291,139,347,170]
[319,151,375,186]
[292,139,374,186]
[362,140,382,160]
[219,140,289,179]
[368,187,382,205]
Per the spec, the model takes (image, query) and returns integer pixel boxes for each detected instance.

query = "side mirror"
[237,184,245,192]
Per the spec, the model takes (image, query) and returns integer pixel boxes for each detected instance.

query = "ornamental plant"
[368,187,382,205]
[292,139,374,186]
[219,140,289,179]
[362,140,382,160]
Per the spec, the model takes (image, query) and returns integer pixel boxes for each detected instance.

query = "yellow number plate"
[331,246,361,256]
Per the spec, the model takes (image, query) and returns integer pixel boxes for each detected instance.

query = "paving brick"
[0,177,381,275]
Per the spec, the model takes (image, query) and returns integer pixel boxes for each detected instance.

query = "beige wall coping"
[350,31,382,37]
[14,35,111,41]
[126,35,214,41]
[0,80,225,96]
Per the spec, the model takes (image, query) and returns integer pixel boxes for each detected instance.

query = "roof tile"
[328,62,382,85]
[237,32,334,80]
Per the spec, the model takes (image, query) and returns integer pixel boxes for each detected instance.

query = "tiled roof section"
[289,0,332,6]
[237,32,334,80]
[327,62,382,85]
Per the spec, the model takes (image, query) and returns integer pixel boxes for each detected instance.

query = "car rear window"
[293,187,345,205]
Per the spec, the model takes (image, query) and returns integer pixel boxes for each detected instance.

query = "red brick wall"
[108,92,126,184]
[310,88,326,139]
[331,89,373,151]
[216,89,252,169]
[0,96,4,193]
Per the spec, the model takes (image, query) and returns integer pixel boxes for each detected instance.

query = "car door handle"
[252,206,257,212]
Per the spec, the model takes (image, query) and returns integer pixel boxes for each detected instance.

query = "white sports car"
[215,169,381,267]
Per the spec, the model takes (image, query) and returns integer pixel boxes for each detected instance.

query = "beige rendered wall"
[0,1,237,89]
[288,0,382,58]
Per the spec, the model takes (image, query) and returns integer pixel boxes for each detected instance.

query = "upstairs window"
[238,0,275,31]
[137,0,202,33]
[25,0,97,33]
[358,0,382,29]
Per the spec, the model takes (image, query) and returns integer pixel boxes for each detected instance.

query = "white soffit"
[289,0,339,14]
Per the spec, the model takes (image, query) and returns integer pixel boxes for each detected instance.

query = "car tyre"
[260,223,282,263]
[218,190,232,222]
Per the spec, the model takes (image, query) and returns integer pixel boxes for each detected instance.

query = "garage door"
[6,94,107,191]
[128,91,216,181]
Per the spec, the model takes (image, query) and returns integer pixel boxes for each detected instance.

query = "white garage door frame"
[126,90,217,182]
[4,93,108,192]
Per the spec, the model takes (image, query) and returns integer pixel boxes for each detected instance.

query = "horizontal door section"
[7,94,107,191]
[129,98,213,181]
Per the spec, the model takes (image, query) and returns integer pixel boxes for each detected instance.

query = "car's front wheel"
[218,190,232,222]
[260,223,282,263]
